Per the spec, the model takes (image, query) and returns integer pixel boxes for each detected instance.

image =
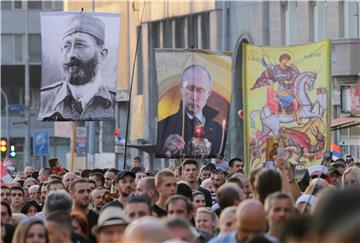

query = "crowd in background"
[1,155,360,243]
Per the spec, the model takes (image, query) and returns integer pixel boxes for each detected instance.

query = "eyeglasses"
[311,174,327,180]
[12,193,23,197]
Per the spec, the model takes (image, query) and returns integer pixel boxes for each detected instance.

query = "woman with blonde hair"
[194,207,218,235]
[12,217,48,243]
[342,166,360,188]
[218,206,237,234]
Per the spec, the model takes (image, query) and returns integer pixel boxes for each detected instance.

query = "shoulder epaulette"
[40,81,64,92]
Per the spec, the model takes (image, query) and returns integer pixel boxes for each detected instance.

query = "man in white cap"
[295,194,317,215]
[92,206,129,243]
[39,13,115,121]
[308,165,329,182]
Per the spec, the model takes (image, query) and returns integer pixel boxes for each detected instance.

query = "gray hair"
[24,177,39,188]
[43,189,72,217]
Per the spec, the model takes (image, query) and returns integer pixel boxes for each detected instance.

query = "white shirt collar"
[186,112,206,124]
[68,73,102,109]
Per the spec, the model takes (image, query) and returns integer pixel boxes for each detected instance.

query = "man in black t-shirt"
[69,178,99,242]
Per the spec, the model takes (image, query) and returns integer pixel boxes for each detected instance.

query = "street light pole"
[24,1,31,168]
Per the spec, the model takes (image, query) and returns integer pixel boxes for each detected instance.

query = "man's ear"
[99,48,108,62]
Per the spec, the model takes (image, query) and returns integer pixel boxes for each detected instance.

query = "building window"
[344,1,359,38]
[341,86,351,113]
[314,0,326,40]
[151,21,160,48]
[200,12,210,49]
[162,19,173,48]
[1,35,13,64]
[338,0,345,38]
[14,34,24,63]
[308,1,315,41]
[188,15,198,48]
[1,1,12,10]
[14,0,22,9]
[285,1,298,45]
[28,34,41,63]
[175,18,185,48]
[43,0,53,9]
[28,1,42,9]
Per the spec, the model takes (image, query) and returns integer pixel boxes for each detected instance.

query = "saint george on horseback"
[251,53,303,125]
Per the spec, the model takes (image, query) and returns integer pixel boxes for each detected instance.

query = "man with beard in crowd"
[90,188,106,214]
[103,168,118,190]
[113,171,136,206]
[69,179,98,242]
[63,171,76,190]
[264,192,294,242]
[39,14,115,121]
[136,177,159,205]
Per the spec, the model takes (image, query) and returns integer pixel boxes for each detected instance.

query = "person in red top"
[48,158,66,175]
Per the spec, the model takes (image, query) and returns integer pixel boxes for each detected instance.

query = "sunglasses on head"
[311,174,327,180]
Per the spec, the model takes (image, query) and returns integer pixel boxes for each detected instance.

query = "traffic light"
[9,145,16,158]
[0,139,7,153]
[0,139,7,159]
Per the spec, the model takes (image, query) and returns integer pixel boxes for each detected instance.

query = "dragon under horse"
[250,71,326,140]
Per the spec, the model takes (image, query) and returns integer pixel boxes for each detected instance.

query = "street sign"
[8,104,26,112]
[76,127,87,156]
[33,131,49,156]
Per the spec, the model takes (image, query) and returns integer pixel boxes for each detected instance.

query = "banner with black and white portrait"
[38,12,120,121]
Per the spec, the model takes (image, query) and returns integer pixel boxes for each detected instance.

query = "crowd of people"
[1,155,360,243]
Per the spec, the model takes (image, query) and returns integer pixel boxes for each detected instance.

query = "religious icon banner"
[243,40,331,170]
[38,12,121,121]
[155,49,232,158]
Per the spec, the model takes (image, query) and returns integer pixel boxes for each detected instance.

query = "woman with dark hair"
[176,182,193,201]
[12,217,48,243]
[21,201,41,217]
[192,191,206,212]
[254,168,282,204]
[70,211,88,237]
[1,201,12,224]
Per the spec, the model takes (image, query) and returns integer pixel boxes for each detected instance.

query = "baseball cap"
[115,171,135,182]
[92,206,129,234]
[331,159,346,168]
[308,165,329,177]
[63,14,105,44]
[295,194,317,207]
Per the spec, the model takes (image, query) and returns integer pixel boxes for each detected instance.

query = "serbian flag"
[114,128,125,145]
[331,144,341,160]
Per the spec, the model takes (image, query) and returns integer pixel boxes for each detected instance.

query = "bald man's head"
[123,217,171,243]
[236,199,267,242]
[217,183,244,209]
